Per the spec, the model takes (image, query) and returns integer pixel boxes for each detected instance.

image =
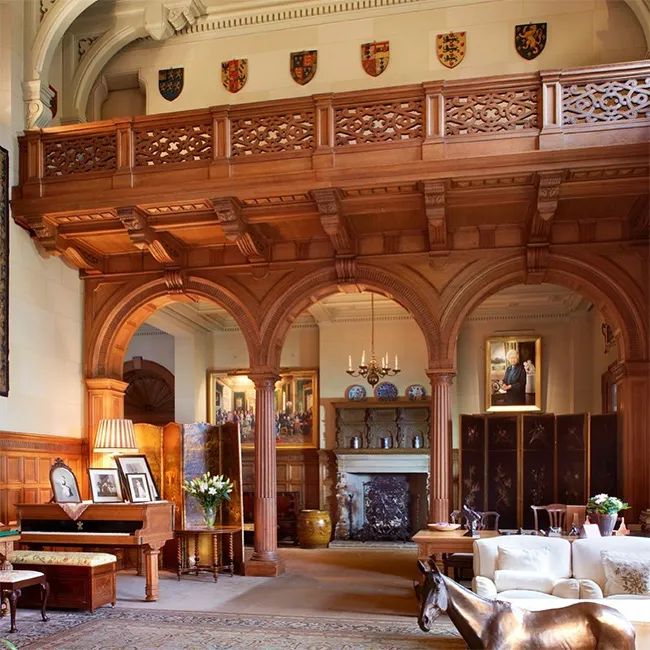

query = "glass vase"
[203,504,216,528]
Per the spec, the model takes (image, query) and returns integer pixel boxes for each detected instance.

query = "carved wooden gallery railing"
[18,60,649,189]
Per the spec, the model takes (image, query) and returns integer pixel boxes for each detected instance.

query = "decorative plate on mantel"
[406,384,427,400]
[346,384,367,401]
[374,382,398,401]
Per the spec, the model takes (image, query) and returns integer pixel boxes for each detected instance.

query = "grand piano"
[16,501,174,601]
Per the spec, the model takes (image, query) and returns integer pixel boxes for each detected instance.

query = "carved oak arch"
[439,253,648,365]
[258,263,441,369]
[87,275,259,379]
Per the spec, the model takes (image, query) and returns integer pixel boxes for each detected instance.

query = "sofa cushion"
[497,546,551,572]
[572,537,650,590]
[498,589,562,599]
[495,569,554,594]
[601,551,650,597]
[473,535,571,580]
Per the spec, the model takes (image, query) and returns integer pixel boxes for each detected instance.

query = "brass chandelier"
[346,293,400,386]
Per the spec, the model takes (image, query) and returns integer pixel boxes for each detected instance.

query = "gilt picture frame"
[207,368,319,449]
[486,336,541,412]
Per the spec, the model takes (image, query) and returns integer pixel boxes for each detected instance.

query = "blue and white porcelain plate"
[406,384,427,400]
[346,384,367,401]
[374,381,398,401]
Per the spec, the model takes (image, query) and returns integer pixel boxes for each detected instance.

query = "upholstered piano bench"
[8,550,117,612]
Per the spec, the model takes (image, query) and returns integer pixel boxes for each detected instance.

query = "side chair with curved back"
[531,504,567,532]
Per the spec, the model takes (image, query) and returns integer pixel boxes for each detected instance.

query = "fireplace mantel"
[334,451,429,474]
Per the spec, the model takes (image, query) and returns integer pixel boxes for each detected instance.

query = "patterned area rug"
[6,608,464,649]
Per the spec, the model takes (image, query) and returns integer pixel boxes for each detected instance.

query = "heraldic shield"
[361,41,390,77]
[290,50,317,85]
[436,32,466,69]
[222,58,248,93]
[515,23,547,60]
[158,68,184,101]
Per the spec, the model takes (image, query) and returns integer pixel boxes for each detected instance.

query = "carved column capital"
[23,79,55,129]
[248,370,280,390]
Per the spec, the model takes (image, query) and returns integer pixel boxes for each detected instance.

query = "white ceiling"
[140,284,591,336]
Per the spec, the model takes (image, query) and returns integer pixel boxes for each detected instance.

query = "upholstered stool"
[0,570,49,633]
[8,551,116,612]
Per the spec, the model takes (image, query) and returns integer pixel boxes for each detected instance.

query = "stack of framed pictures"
[87,455,160,504]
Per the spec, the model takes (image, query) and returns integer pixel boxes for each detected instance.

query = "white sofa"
[472,535,577,600]
[472,535,650,648]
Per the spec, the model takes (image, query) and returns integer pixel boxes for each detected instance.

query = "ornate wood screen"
[459,413,610,529]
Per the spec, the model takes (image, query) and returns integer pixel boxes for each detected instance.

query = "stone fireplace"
[334,452,429,541]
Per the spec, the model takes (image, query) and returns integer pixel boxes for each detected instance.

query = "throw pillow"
[494,569,555,594]
[601,551,650,596]
[496,546,551,573]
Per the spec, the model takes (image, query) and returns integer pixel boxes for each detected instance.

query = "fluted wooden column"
[427,370,455,523]
[245,371,285,576]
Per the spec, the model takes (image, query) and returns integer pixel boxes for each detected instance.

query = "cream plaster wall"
[96,0,645,117]
[0,1,84,437]
[175,332,212,423]
[125,329,175,373]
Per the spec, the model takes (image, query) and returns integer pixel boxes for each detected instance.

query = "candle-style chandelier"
[346,293,401,386]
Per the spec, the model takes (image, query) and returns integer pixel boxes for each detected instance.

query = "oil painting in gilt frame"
[207,369,318,449]
[485,336,541,412]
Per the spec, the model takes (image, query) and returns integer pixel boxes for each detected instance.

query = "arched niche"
[123,358,175,426]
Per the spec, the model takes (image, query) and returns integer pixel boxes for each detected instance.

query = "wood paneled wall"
[0,432,88,524]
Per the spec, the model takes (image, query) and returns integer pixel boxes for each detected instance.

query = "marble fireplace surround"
[334,452,429,541]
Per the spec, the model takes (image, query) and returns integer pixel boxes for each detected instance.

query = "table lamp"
[93,418,138,465]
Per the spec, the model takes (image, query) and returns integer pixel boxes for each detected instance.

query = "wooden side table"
[175,526,241,582]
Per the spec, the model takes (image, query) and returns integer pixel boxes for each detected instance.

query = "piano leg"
[143,544,161,602]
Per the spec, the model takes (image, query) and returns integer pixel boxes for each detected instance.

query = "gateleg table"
[175,525,242,582]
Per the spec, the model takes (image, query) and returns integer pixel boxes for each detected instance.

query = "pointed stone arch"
[258,263,441,370]
[87,275,259,380]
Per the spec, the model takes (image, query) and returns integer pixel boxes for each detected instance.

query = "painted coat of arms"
[515,23,547,60]
[436,32,466,69]
[221,59,248,93]
[361,41,390,77]
[290,50,317,85]
[158,68,184,101]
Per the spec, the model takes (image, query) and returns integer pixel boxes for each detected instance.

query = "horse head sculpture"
[416,560,446,632]
[415,558,636,649]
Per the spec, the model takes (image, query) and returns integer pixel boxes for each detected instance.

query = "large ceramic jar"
[297,509,332,549]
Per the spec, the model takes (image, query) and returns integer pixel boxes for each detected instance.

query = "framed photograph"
[207,368,319,449]
[126,473,151,503]
[115,454,159,499]
[49,458,82,504]
[88,467,124,503]
[485,336,541,412]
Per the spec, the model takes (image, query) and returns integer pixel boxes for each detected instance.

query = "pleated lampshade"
[93,418,138,453]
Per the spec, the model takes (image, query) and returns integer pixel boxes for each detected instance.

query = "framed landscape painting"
[207,368,318,449]
[485,336,541,412]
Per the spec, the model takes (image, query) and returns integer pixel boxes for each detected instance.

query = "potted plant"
[586,493,629,536]
[182,472,233,528]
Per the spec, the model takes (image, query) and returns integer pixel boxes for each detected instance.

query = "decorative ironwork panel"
[522,414,555,529]
[556,414,587,505]
[486,415,518,529]
[445,89,539,135]
[562,78,650,125]
[134,123,212,166]
[230,112,314,156]
[335,99,423,146]
[460,415,486,511]
[44,134,117,177]
[359,475,410,541]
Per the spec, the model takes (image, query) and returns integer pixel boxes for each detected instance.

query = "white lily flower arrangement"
[182,472,234,509]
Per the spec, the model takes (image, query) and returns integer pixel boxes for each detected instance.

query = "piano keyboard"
[25,531,132,536]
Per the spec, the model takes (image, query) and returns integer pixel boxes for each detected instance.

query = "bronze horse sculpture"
[416,560,636,649]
